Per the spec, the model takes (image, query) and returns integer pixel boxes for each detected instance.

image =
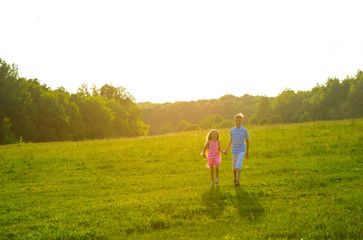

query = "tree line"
[0,59,149,144]
[139,70,363,135]
[1,58,362,143]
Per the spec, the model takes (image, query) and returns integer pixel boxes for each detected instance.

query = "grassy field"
[0,119,362,239]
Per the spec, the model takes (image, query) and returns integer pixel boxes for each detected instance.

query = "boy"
[224,113,250,186]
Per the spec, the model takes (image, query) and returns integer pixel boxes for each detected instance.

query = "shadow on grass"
[201,186,227,218]
[234,186,264,222]
[201,185,264,221]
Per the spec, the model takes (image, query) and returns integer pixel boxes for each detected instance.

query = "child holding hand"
[202,129,226,186]
[224,113,250,186]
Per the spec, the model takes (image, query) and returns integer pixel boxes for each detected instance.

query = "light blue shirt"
[230,126,250,154]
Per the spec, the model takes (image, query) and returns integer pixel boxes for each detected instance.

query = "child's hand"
[245,152,249,159]
[201,153,206,158]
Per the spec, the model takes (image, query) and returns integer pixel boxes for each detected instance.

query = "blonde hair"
[203,129,220,155]
[234,113,244,121]
[206,129,219,141]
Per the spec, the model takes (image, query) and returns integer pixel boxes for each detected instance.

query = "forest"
[139,69,363,135]
[0,59,149,144]
[1,57,362,143]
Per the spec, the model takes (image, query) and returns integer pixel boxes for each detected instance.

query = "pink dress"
[205,140,221,168]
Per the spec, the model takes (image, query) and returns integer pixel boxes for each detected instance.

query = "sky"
[1,0,362,103]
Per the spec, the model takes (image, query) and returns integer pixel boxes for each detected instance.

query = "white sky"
[1,0,362,103]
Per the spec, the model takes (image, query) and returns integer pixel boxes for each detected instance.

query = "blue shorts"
[232,152,245,170]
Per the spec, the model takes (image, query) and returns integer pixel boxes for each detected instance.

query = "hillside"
[138,70,363,135]
[0,119,362,239]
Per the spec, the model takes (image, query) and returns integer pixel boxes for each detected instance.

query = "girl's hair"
[203,129,219,155]
[206,129,219,141]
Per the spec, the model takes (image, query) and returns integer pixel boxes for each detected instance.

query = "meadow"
[0,119,362,239]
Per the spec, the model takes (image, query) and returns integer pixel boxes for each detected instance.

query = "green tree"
[347,70,363,118]
[299,111,311,123]
[139,94,259,135]
[136,120,149,136]
[274,89,308,123]
[0,117,16,144]
[26,80,71,142]
[274,89,298,123]
[77,83,91,98]
[270,115,283,124]
[319,78,348,120]
[77,96,114,139]
[199,114,224,129]
[248,116,259,125]
[100,84,134,106]
[260,118,269,125]
[256,96,275,120]
[0,59,149,143]
[54,87,84,140]
[218,119,235,129]
[74,84,149,138]
[106,98,129,137]
[184,124,200,131]
[0,59,34,141]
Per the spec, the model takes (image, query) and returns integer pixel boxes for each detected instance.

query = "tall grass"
[0,119,362,239]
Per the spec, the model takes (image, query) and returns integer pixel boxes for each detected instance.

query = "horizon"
[3,58,361,104]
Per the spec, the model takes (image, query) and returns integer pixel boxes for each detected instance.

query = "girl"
[202,129,225,185]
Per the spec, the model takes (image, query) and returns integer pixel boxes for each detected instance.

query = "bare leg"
[236,169,241,183]
[210,165,215,184]
[233,169,237,181]
[216,167,219,178]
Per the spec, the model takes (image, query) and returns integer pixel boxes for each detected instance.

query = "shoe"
[233,180,237,185]
[211,181,214,186]
[235,181,240,186]
[216,178,219,184]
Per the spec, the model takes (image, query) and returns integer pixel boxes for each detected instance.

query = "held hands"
[222,146,229,155]
[202,151,229,157]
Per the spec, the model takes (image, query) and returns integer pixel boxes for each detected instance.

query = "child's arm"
[224,139,232,155]
[218,140,225,154]
[245,139,249,159]
[202,141,209,158]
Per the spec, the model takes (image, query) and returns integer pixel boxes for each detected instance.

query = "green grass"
[0,119,362,239]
